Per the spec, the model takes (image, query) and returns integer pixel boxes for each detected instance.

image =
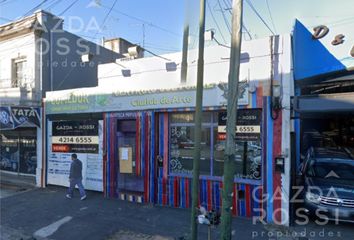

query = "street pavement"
[0,175,353,240]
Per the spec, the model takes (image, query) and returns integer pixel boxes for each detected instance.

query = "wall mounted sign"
[218,109,262,141]
[45,85,249,115]
[51,120,99,154]
[312,25,352,50]
[0,106,40,130]
[47,120,104,192]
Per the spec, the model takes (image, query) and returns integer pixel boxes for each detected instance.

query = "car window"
[306,158,354,180]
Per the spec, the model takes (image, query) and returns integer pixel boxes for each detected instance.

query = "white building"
[44,35,294,225]
[0,10,122,185]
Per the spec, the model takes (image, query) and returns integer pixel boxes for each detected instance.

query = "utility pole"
[220,0,243,239]
[181,0,190,84]
[190,0,206,239]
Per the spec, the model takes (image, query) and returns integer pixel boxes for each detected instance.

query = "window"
[169,110,262,180]
[12,58,27,87]
[169,112,215,175]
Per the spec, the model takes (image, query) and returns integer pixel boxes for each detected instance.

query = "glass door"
[117,119,144,194]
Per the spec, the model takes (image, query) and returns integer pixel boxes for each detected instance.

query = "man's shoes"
[66,194,72,199]
[80,195,87,201]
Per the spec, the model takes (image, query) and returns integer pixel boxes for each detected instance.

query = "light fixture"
[165,62,177,72]
[272,83,281,110]
[81,53,93,63]
[128,46,140,59]
[275,156,285,173]
[121,69,131,77]
[204,30,215,41]
[248,82,257,93]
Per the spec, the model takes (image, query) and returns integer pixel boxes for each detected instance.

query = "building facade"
[0,10,122,185]
[43,35,294,225]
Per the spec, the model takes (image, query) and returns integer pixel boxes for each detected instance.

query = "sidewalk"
[0,171,36,188]
[1,185,353,240]
[0,186,267,240]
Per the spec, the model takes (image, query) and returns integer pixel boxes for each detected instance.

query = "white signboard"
[47,120,104,192]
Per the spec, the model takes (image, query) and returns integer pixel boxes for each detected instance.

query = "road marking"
[33,216,72,238]
[80,207,88,211]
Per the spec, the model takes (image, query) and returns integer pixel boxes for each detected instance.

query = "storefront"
[292,19,354,168]
[44,36,293,225]
[0,106,40,175]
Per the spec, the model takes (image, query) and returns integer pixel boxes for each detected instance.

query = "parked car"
[299,147,354,222]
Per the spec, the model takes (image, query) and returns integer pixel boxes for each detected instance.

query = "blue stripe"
[141,113,145,176]
[158,178,162,204]
[169,178,173,206]
[106,115,110,196]
[150,113,155,203]
[203,180,207,207]
[240,184,246,216]
[181,178,185,208]
[252,91,257,108]
[266,96,274,222]
[159,114,164,157]
[253,186,260,216]
[213,182,217,210]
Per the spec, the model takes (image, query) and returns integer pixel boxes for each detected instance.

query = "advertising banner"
[218,109,262,141]
[47,120,103,192]
[51,120,99,154]
[45,85,249,115]
[0,106,40,130]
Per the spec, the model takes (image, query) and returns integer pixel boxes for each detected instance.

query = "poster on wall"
[0,106,40,130]
[218,109,262,141]
[47,120,103,192]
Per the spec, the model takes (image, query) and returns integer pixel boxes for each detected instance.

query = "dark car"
[299,147,354,223]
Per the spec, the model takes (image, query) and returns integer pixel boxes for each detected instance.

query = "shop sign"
[45,85,249,115]
[47,120,104,192]
[0,106,40,130]
[51,120,99,154]
[312,25,354,56]
[218,109,262,141]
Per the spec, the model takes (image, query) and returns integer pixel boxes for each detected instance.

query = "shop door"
[117,120,144,194]
[0,128,36,174]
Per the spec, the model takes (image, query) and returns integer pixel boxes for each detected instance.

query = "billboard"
[47,120,103,192]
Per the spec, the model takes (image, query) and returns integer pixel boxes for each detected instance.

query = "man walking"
[66,153,87,200]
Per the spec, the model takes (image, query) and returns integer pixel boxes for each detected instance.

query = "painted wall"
[0,32,38,105]
[45,34,293,225]
[97,38,281,92]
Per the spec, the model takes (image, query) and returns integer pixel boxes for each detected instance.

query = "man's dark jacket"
[69,159,83,179]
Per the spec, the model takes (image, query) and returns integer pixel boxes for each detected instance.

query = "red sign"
[52,144,70,152]
[217,133,226,141]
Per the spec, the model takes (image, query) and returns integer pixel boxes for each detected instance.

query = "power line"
[58,0,80,16]
[265,0,277,34]
[245,0,275,35]
[144,44,179,53]
[142,47,172,61]
[217,0,231,34]
[94,0,118,38]
[100,3,182,38]
[242,22,253,40]
[224,2,252,40]
[45,0,63,12]
[21,0,50,18]
[206,0,227,44]
[213,36,230,48]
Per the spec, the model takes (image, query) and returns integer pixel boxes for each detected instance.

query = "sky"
[0,0,353,57]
